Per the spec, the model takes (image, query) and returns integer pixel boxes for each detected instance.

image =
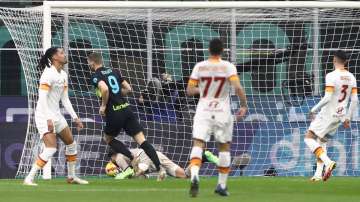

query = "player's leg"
[213,117,233,196]
[189,139,205,197]
[24,132,57,186]
[132,132,162,173]
[103,112,134,161]
[58,126,88,184]
[214,142,231,196]
[125,109,161,172]
[112,153,135,180]
[104,134,134,161]
[311,138,326,181]
[304,130,335,181]
[189,116,210,197]
[185,150,219,177]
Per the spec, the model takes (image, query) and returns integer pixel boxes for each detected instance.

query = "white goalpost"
[1,1,360,178]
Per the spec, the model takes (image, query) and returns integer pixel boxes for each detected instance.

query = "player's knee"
[65,141,77,156]
[103,135,113,144]
[218,143,230,152]
[190,146,203,160]
[133,132,146,145]
[305,130,316,139]
[193,139,205,148]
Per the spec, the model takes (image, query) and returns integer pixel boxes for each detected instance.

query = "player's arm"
[121,80,132,96]
[97,80,109,116]
[310,74,334,117]
[229,74,248,120]
[38,83,54,132]
[186,65,200,96]
[61,86,83,131]
[347,87,358,120]
[344,82,358,128]
[310,88,333,113]
[186,78,200,96]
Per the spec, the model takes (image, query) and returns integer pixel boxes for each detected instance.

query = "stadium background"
[1,0,360,178]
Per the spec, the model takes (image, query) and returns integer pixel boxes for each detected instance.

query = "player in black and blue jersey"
[87,52,164,179]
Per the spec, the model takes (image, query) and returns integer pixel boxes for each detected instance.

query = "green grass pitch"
[0,177,359,202]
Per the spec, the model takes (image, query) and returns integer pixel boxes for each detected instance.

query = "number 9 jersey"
[91,67,127,111]
[188,59,239,143]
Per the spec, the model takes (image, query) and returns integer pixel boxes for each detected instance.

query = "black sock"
[140,141,161,171]
[202,152,209,163]
[108,139,133,161]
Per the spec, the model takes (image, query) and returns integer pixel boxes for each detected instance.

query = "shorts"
[105,107,143,137]
[192,112,233,143]
[35,113,68,139]
[308,114,341,139]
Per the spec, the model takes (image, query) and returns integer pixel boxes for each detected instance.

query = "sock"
[314,159,324,177]
[185,166,191,177]
[314,140,326,177]
[305,138,332,166]
[27,147,57,180]
[140,141,161,171]
[218,152,231,189]
[189,146,203,182]
[109,139,134,161]
[65,141,77,178]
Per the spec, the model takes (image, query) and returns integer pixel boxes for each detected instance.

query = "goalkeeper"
[107,149,219,180]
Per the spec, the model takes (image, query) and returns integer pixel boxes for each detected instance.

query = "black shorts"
[104,107,143,137]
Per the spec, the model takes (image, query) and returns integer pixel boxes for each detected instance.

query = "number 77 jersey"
[320,69,357,118]
[188,59,239,143]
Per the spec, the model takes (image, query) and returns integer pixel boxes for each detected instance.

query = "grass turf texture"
[0,177,359,202]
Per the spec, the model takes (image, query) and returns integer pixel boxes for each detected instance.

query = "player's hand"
[99,105,106,116]
[236,106,248,121]
[74,118,84,131]
[47,119,54,133]
[139,95,144,104]
[309,111,316,121]
[343,119,350,129]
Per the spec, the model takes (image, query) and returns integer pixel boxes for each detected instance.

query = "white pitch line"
[5,188,190,192]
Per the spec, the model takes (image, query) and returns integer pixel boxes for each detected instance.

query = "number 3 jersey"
[320,69,357,119]
[188,59,238,119]
[91,67,127,111]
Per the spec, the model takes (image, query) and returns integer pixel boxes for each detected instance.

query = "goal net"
[1,2,360,177]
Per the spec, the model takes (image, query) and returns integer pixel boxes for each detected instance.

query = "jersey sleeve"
[325,73,335,93]
[114,69,124,84]
[188,64,199,86]
[352,75,358,94]
[91,72,102,88]
[39,69,53,90]
[228,63,239,81]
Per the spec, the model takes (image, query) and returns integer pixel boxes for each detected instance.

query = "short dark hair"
[334,49,348,64]
[87,52,103,64]
[209,38,223,56]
